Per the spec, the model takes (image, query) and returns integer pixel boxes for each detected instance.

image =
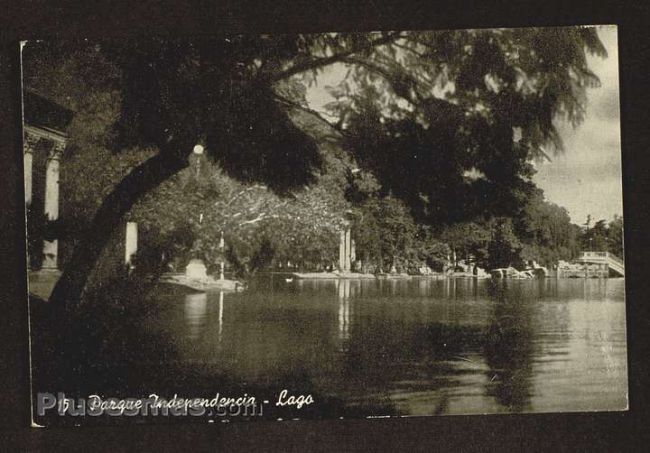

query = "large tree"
[23,27,605,308]
[337,28,605,224]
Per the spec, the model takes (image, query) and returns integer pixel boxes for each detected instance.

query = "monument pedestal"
[185,259,208,279]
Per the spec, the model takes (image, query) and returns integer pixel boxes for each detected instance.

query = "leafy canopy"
[28,27,604,202]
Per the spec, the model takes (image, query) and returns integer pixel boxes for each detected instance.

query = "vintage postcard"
[23,25,626,426]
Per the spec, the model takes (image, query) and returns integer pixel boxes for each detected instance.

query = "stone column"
[42,144,62,269]
[344,228,351,272]
[339,230,346,271]
[23,134,38,205]
[218,290,224,344]
[125,221,138,266]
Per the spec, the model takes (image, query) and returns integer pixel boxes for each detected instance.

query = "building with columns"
[24,92,140,276]
[23,92,73,270]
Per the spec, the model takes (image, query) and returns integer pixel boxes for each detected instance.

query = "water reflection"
[152,278,627,416]
[484,281,535,412]
[218,291,224,347]
[184,292,207,340]
[337,280,351,346]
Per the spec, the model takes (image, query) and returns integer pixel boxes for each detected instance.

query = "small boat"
[285,277,294,283]
[160,272,244,292]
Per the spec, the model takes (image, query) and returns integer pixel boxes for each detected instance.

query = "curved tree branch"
[272,93,346,137]
[269,32,404,83]
[49,151,190,309]
[340,56,424,106]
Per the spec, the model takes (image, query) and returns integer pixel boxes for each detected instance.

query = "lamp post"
[184,144,209,280]
[219,230,225,281]
[193,144,204,171]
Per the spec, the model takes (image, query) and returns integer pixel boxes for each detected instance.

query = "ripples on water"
[145,277,627,416]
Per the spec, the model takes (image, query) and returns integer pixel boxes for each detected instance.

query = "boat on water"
[490,266,547,279]
[290,271,376,280]
[160,273,245,293]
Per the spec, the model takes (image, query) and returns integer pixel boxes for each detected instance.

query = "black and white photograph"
[22,24,627,426]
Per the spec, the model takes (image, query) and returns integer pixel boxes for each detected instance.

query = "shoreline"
[289,271,480,280]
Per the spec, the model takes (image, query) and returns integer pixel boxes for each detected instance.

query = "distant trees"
[486,218,522,270]
[581,215,624,257]
[514,189,582,266]
[352,195,449,273]
[128,151,349,276]
[440,221,492,266]
[607,215,624,258]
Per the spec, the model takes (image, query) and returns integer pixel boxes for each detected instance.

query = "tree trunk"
[49,151,189,310]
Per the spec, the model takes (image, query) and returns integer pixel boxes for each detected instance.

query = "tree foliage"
[510,188,582,266]
[581,215,624,257]
[335,28,606,224]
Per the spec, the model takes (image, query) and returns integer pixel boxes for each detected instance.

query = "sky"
[305,25,623,225]
[533,25,622,224]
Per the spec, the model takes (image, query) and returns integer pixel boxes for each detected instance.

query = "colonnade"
[24,125,138,270]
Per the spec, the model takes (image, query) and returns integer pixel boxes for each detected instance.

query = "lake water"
[139,276,627,417]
